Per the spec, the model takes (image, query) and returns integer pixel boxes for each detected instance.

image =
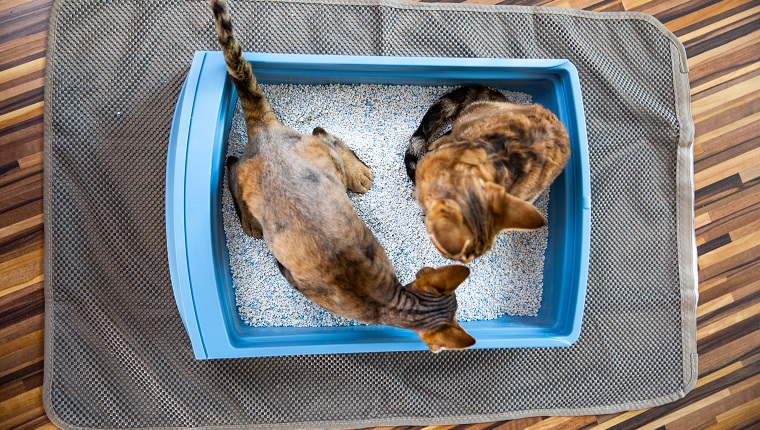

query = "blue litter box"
[166,52,591,360]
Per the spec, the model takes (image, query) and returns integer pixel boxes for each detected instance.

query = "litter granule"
[222,84,548,327]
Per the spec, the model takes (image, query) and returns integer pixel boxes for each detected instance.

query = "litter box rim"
[165,51,590,359]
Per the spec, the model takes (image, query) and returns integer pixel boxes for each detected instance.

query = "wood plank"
[694,111,760,158]
[688,40,760,89]
[698,331,759,376]
[666,386,759,430]
[698,258,759,304]
[637,389,732,430]
[710,396,760,429]
[694,146,760,190]
[696,183,759,222]
[691,75,760,122]
[696,302,760,341]
[696,202,760,245]
[0,57,45,86]
[691,60,760,97]
[678,5,760,44]
[0,102,43,130]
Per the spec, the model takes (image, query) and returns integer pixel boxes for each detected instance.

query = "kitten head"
[423,181,545,263]
[407,265,476,352]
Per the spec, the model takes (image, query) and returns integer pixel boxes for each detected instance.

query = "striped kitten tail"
[210,0,274,125]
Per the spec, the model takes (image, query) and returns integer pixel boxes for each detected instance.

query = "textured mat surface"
[43,0,697,428]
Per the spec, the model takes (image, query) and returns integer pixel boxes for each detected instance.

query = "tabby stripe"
[392,288,414,313]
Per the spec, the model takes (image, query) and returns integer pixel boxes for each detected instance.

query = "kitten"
[405,85,570,263]
[211,0,475,352]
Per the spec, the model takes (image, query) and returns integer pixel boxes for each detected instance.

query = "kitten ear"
[412,265,470,295]
[417,320,476,353]
[487,184,546,231]
[426,200,471,260]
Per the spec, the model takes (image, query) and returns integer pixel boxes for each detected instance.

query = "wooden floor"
[1,0,758,428]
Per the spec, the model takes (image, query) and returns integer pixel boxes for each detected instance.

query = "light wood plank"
[696,301,760,341]
[665,0,757,32]
[0,102,44,129]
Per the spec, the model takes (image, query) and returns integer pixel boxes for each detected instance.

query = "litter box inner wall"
[210,67,575,341]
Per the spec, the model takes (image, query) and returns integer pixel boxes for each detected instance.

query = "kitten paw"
[313,127,374,193]
[346,161,374,194]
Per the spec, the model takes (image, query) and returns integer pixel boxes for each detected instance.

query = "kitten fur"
[210,0,475,352]
[405,85,570,263]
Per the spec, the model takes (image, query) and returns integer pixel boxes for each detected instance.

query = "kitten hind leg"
[405,84,507,182]
[313,127,374,193]
[227,156,264,239]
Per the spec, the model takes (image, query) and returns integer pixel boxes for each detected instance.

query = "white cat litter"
[222,84,548,327]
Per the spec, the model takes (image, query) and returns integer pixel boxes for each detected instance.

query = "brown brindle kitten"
[211,0,475,352]
[405,85,571,263]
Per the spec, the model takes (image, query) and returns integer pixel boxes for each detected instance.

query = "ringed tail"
[210,0,274,125]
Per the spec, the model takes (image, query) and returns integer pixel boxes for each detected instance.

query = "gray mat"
[42,0,697,428]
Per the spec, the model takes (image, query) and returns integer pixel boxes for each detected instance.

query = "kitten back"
[210,0,274,126]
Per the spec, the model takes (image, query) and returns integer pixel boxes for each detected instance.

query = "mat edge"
[672,41,699,398]
[41,0,72,428]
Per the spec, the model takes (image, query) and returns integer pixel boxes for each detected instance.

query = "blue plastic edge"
[166,51,208,358]
[166,52,591,359]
